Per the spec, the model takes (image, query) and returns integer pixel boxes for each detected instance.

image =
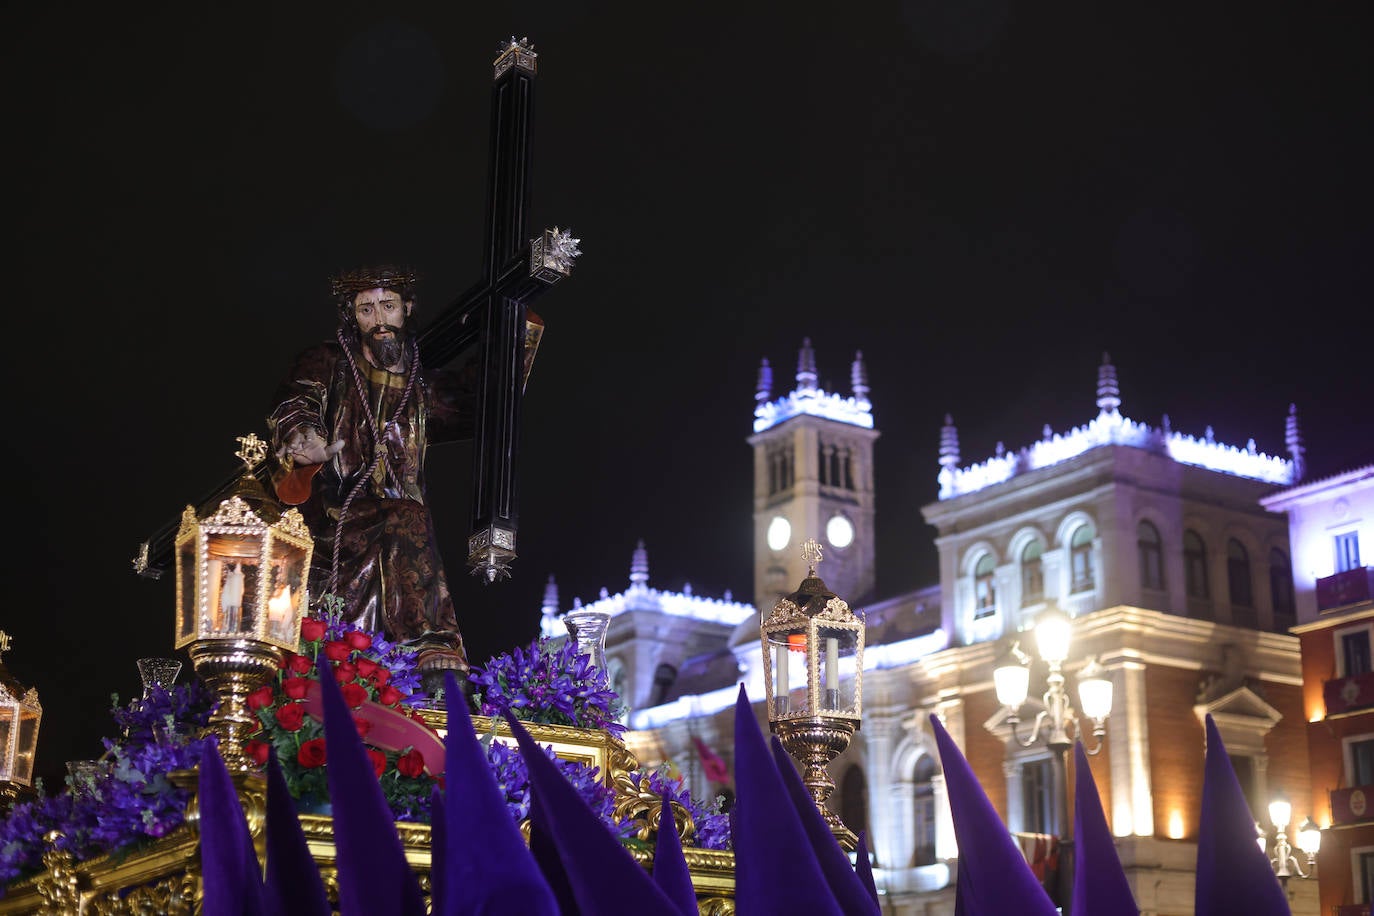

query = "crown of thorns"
[329,266,417,299]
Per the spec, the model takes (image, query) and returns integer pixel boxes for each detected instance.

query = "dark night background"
[4,3,1371,791]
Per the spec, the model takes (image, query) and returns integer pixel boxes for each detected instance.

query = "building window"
[1227,539,1253,608]
[1138,521,1164,591]
[912,756,938,867]
[1021,540,1044,606]
[1360,850,1374,905]
[1270,548,1294,631]
[1342,629,1373,677]
[1021,758,1054,835]
[974,554,997,619]
[1070,525,1095,593]
[1184,530,1210,599]
[1350,737,1374,787]
[1337,531,1363,573]
[839,765,869,842]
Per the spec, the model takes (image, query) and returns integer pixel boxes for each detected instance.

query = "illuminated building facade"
[552,348,1317,915]
[1262,464,1374,915]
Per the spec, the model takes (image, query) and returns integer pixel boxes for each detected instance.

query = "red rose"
[275,702,306,732]
[324,640,351,662]
[354,715,373,738]
[298,738,327,768]
[341,682,369,709]
[246,685,276,711]
[244,740,271,767]
[282,677,310,700]
[334,661,358,683]
[300,618,328,643]
[346,631,373,652]
[396,748,426,778]
[369,667,391,688]
[355,658,379,679]
[287,653,313,675]
[378,685,403,706]
[366,748,387,777]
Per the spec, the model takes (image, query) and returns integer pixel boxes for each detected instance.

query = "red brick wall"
[1147,665,1208,838]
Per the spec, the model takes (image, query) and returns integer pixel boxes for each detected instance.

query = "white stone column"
[1111,659,1154,836]
[864,707,903,870]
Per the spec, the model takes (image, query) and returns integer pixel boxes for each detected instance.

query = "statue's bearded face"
[353,287,411,369]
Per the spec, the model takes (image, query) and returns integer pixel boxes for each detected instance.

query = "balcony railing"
[1318,567,1374,612]
[1330,784,1374,826]
[1324,669,1374,717]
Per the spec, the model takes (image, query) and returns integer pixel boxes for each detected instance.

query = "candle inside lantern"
[775,642,790,716]
[826,636,839,690]
[267,584,292,638]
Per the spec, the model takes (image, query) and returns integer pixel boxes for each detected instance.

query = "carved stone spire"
[630,538,649,586]
[850,350,870,408]
[939,414,961,471]
[541,574,560,615]
[756,358,773,404]
[1096,352,1121,415]
[1285,403,1306,482]
[796,337,817,393]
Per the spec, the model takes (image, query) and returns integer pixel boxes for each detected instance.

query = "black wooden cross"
[133,37,577,585]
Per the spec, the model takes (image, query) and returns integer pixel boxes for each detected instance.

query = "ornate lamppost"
[0,631,41,812]
[1259,795,1320,890]
[761,539,865,850]
[993,605,1113,911]
[173,434,313,771]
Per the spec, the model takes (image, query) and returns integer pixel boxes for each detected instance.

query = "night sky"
[6,3,1372,791]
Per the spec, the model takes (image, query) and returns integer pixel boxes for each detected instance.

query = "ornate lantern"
[0,631,41,810]
[174,433,313,770]
[761,539,865,849]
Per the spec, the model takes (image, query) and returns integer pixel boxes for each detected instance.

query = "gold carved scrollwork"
[33,840,79,915]
[819,597,855,622]
[761,598,803,630]
[698,897,738,916]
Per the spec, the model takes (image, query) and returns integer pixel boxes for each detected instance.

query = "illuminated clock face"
[767,516,791,552]
[826,514,854,549]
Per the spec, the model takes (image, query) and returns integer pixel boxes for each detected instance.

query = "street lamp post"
[1260,796,1320,891]
[994,607,1114,913]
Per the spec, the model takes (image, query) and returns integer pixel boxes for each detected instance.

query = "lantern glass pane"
[207,534,262,637]
[177,538,197,644]
[0,713,11,778]
[14,713,37,783]
[819,626,860,714]
[265,539,309,648]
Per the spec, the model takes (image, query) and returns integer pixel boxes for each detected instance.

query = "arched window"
[974,554,997,619]
[839,765,868,842]
[1138,521,1164,591]
[1270,548,1295,630]
[1184,530,1209,599]
[649,663,677,706]
[1021,540,1045,606]
[913,755,938,867]
[1227,539,1253,608]
[1070,525,1095,593]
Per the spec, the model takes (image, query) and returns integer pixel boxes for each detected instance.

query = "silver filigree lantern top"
[761,539,864,724]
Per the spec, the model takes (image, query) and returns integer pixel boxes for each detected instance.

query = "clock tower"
[747,338,879,614]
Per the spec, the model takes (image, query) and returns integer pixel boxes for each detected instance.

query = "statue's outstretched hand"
[278,428,344,466]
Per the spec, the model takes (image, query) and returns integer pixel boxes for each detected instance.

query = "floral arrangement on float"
[0,606,731,891]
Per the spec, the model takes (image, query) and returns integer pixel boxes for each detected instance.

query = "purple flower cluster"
[482,738,635,842]
[315,598,427,705]
[468,637,627,738]
[631,766,733,851]
[0,681,216,888]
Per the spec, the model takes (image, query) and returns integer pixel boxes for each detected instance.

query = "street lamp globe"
[1033,607,1072,666]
